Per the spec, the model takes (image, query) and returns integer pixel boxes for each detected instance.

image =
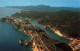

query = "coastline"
[43,25,80,51]
[0,17,72,51]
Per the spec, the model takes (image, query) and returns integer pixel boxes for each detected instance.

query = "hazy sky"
[0,0,80,7]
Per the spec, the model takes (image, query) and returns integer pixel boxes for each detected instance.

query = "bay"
[0,7,32,51]
[0,7,70,51]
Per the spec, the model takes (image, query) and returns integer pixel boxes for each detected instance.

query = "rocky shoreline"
[43,25,80,51]
[0,17,73,51]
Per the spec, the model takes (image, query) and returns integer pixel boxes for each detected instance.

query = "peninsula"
[0,17,72,51]
[10,10,80,51]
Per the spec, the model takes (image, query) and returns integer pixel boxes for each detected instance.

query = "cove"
[0,7,70,51]
[27,19,70,44]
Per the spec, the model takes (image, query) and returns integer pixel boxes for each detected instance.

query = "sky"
[0,0,80,7]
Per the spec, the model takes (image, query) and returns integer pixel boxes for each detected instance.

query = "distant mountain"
[7,5,80,12]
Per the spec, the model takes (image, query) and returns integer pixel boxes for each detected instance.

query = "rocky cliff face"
[0,17,72,51]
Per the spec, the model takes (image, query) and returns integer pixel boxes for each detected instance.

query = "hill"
[7,5,80,12]
[12,10,80,40]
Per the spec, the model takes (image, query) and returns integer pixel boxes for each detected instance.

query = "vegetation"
[12,10,80,25]
[7,5,80,12]
[12,10,80,39]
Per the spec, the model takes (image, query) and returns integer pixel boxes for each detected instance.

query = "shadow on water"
[20,43,24,47]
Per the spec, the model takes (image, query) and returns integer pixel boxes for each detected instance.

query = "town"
[0,17,72,51]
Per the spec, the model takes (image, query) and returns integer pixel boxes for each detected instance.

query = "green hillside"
[7,5,80,12]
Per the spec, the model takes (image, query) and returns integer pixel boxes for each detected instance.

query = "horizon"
[0,5,80,8]
[0,0,80,8]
